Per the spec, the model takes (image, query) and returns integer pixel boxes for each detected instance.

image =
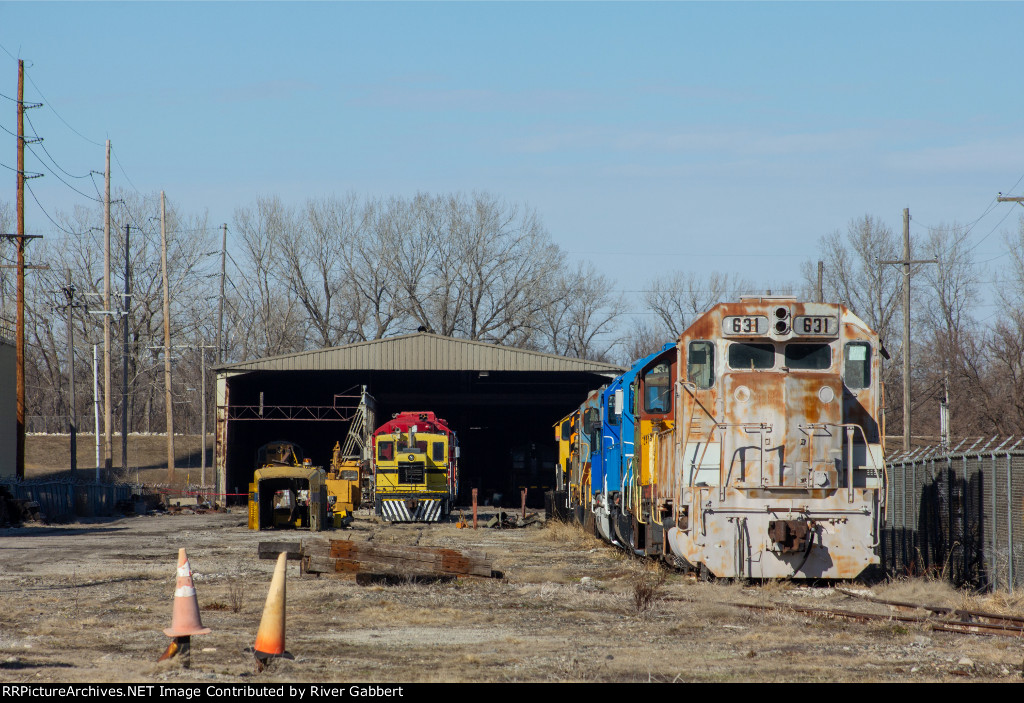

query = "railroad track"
[734,590,1024,639]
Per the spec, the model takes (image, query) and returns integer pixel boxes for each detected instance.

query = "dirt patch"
[0,513,1022,683]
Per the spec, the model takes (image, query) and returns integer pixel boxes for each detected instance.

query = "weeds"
[228,581,244,613]
[630,565,666,616]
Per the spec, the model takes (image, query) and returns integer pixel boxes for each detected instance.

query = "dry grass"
[534,518,602,550]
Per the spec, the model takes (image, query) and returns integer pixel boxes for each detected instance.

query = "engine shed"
[214,332,622,508]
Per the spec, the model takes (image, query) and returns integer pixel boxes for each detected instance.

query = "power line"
[20,66,105,148]
[0,41,18,63]
[965,204,1017,256]
[24,112,95,179]
[24,181,84,237]
[25,145,104,203]
[110,145,141,193]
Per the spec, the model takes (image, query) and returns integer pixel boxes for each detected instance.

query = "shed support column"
[215,373,230,503]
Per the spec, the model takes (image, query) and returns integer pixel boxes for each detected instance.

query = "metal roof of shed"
[215,332,625,374]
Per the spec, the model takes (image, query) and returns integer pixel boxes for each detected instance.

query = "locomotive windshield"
[844,342,872,389]
[784,343,831,370]
[643,363,672,413]
[688,341,715,388]
[728,342,774,369]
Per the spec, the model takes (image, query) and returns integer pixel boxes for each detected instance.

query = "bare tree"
[536,261,623,361]
[233,196,306,357]
[914,222,983,438]
[804,216,904,344]
[643,270,752,337]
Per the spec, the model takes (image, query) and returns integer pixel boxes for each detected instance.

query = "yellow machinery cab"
[248,464,328,531]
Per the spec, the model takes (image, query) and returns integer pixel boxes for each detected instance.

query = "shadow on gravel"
[0,524,130,538]
[0,659,75,670]
[0,575,156,593]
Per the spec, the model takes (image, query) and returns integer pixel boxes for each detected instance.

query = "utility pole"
[155,342,216,489]
[92,344,100,480]
[103,140,112,476]
[15,58,23,480]
[939,370,950,451]
[198,343,215,489]
[816,260,824,303]
[121,223,131,475]
[216,223,227,364]
[58,269,85,478]
[160,192,174,482]
[879,208,938,452]
[9,59,43,479]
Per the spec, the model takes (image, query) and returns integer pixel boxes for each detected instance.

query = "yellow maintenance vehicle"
[247,388,376,531]
[247,441,329,531]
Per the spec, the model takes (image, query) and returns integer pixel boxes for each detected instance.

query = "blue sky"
[2,1,1023,312]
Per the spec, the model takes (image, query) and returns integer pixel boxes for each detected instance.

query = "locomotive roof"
[374,411,452,437]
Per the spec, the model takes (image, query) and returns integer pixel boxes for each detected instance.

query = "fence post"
[991,451,998,591]
[1009,451,1015,593]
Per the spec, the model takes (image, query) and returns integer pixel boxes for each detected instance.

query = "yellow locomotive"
[372,411,459,522]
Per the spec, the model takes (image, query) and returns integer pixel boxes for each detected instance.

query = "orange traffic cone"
[159,548,210,664]
[246,551,293,671]
[163,548,211,637]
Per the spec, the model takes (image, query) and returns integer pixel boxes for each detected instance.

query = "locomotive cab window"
[785,343,831,370]
[582,406,599,435]
[844,342,872,389]
[606,393,620,426]
[560,419,572,441]
[688,341,715,389]
[432,441,445,462]
[728,343,775,370]
[643,363,672,413]
[399,439,428,453]
[377,441,394,462]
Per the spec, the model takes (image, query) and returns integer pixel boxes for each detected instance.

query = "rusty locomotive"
[552,297,886,579]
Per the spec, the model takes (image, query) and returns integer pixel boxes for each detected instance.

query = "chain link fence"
[881,437,1024,592]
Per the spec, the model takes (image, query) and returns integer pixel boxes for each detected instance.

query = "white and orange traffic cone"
[245,551,293,672]
[158,548,211,665]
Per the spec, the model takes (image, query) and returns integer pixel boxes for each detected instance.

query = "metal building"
[214,332,622,507]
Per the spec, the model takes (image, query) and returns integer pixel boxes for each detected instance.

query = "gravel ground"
[0,510,1022,684]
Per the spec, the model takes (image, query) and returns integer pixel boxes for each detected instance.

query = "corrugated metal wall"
[881,437,1024,592]
[1,479,134,519]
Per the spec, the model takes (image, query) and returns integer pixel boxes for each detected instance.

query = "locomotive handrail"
[651,427,674,528]
[710,422,772,502]
[801,422,885,510]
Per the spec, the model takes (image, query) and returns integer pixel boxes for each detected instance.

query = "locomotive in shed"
[555,297,886,580]
[372,411,459,522]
